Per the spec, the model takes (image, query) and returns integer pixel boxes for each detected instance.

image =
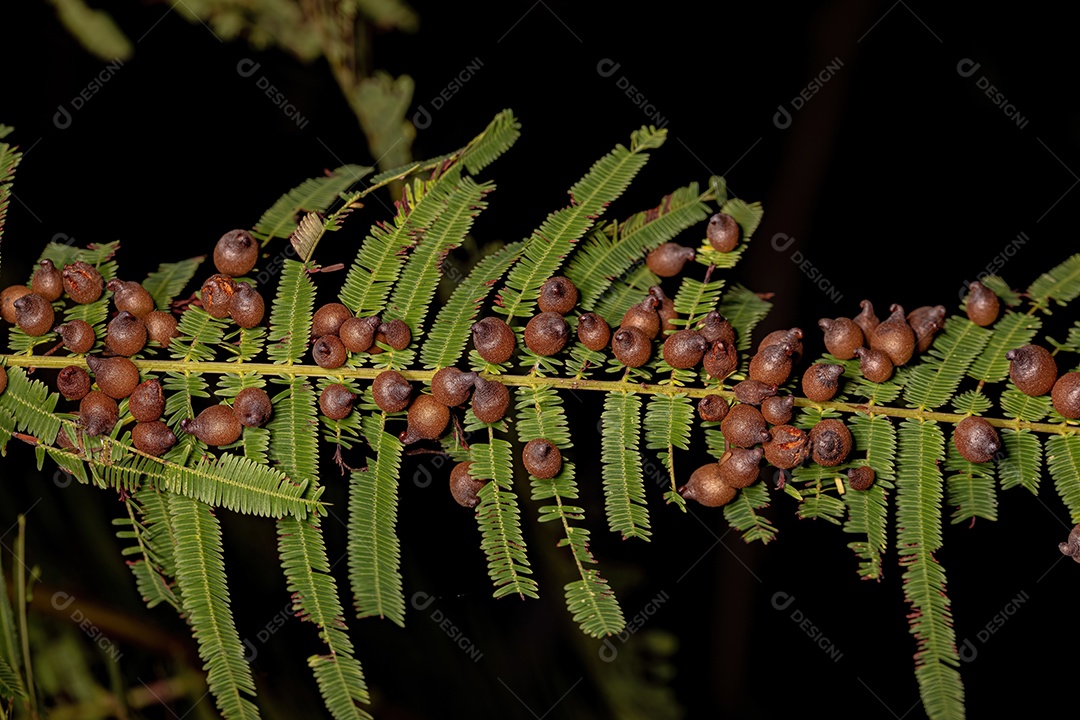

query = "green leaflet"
[0,133,22,271]
[998,429,1042,494]
[170,306,229,363]
[842,481,890,580]
[594,263,661,328]
[514,384,624,634]
[562,525,626,638]
[717,283,771,352]
[162,371,210,446]
[142,256,205,312]
[895,420,963,720]
[644,392,693,515]
[241,426,271,465]
[471,430,538,599]
[944,443,997,523]
[419,241,524,369]
[1060,320,1080,356]
[279,518,357,657]
[169,495,261,720]
[966,311,1041,383]
[383,177,491,335]
[226,326,268,364]
[601,392,651,540]
[280,516,372,720]
[514,384,572,447]
[643,393,694,454]
[1048,435,1080,523]
[723,482,777,544]
[721,198,764,236]
[252,165,373,243]
[267,377,319,485]
[1027,253,1080,312]
[670,276,725,328]
[845,413,896,580]
[0,654,26,701]
[163,447,319,518]
[267,259,316,364]
[338,168,464,318]
[0,406,14,456]
[951,390,992,416]
[289,212,327,264]
[460,109,521,175]
[797,480,847,524]
[999,388,1052,422]
[118,488,180,611]
[310,655,373,720]
[0,366,60,445]
[497,126,665,320]
[349,413,405,626]
[902,316,991,410]
[977,274,1022,307]
[566,183,711,310]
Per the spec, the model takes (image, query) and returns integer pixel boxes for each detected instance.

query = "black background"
[2,1,1079,718]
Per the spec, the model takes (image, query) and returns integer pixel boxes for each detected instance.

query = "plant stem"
[3,354,1077,436]
[14,516,36,720]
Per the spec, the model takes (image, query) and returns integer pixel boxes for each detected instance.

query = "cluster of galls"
[199,229,266,328]
[306,301,416,432]
[679,326,866,507]
[818,299,946,385]
[641,210,740,278]
[367,364,520,509]
[470,275,579,364]
[1005,343,1080,420]
[0,229,276,457]
[2,259,99,336]
[368,365,508,445]
[448,438,564,509]
[54,350,272,457]
[382,275,592,509]
[585,285,722,372]
[308,302,410,369]
[461,223,734,375]
[0,255,179,453]
[181,388,273,448]
[1,259,181,350]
